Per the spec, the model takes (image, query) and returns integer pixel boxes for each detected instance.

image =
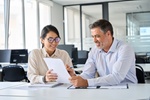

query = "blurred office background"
[0,0,150,61]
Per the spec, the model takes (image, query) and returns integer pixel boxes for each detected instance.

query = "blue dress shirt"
[80,39,137,86]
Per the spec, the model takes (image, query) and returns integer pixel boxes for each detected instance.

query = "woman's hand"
[66,65,76,77]
[45,69,58,82]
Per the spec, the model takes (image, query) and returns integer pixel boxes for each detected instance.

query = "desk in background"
[138,64,150,79]
[138,64,150,72]
[0,82,150,100]
[74,64,84,73]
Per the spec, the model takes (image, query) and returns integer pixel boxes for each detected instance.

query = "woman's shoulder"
[30,48,41,53]
[29,49,43,56]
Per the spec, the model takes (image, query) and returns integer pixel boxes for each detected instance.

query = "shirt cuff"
[40,76,45,84]
[87,79,95,87]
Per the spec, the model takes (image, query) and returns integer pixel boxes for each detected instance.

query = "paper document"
[68,84,128,89]
[28,82,63,88]
[100,84,128,89]
[68,85,99,89]
[43,58,71,83]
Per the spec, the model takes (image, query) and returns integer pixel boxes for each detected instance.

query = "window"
[140,27,150,36]
[109,0,150,52]
[9,0,23,49]
[64,4,103,51]
[39,3,51,31]
[25,0,38,51]
[2,0,52,50]
[0,1,4,49]
[64,6,81,49]
[82,4,102,50]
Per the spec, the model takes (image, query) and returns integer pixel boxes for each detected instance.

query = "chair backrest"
[136,65,145,83]
[2,65,27,82]
[135,57,145,64]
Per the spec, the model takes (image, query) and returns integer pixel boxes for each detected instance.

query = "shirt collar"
[42,48,59,57]
[108,38,118,53]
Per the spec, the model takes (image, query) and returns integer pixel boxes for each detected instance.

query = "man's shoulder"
[116,39,131,47]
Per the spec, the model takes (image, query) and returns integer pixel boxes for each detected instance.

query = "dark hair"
[40,25,60,48]
[89,19,113,36]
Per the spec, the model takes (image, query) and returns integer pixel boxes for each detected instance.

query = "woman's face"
[41,31,60,54]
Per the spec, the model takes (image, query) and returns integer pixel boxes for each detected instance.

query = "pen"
[51,83,63,88]
[67,85,73,89]
[96,86,100,88]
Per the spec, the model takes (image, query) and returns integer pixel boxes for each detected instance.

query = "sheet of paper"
[100,84,128,89]
[43,58,70,83]
[68,84,128,89]
[28,83,54,88]
[28,82,63,88]
[68,85,98,89]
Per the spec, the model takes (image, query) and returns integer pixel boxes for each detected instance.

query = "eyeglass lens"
[47,37,60,43]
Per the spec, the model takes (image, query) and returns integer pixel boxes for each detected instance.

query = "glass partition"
[64,4,102,51]
[82,4,102,50]
[64,6,81,49]
[109,0,150,53]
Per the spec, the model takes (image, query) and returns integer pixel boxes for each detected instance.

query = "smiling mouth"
[50,45,56,49]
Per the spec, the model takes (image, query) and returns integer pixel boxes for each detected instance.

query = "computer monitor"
[57,44,74,58]
[10,49,28,64]
[0,50,11,64]
[57,45,78,65]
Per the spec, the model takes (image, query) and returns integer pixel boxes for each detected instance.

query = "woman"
[27,25,74,84]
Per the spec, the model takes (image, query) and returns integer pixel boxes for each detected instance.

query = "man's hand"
[66,65,76,76]
[69,76,88,87]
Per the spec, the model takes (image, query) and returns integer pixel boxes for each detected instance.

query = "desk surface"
[0,82,150,100]
[0,82,27,90]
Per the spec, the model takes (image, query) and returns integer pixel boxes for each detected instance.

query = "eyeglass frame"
[47,37,61,43]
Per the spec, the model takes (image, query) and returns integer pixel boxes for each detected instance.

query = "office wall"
[51,3,64,44]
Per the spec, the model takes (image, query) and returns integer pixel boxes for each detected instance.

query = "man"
[69,19,137,87]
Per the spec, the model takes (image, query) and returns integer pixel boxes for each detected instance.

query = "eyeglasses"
[47,37,61,43]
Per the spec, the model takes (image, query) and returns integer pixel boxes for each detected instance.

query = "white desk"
[0,82,27,90]
[0,82,150,100]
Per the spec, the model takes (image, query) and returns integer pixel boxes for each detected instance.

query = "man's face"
[91,27,111,52]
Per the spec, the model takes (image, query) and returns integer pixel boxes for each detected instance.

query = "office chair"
[2,65,28,82]
[135,56,146,64]
[136,64,145,83]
